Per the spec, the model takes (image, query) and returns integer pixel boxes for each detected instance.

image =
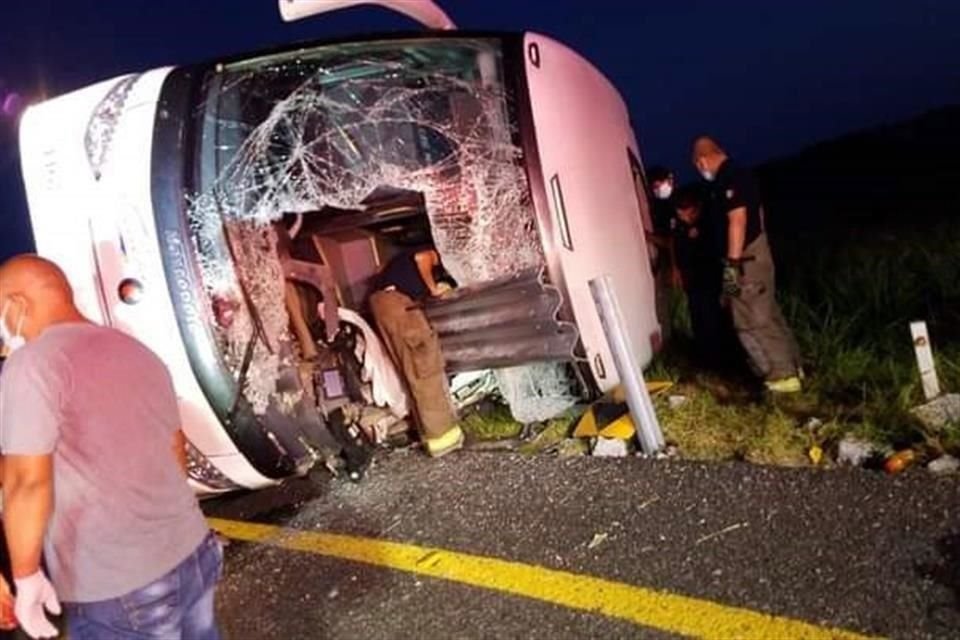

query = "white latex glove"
[13,571,61,639]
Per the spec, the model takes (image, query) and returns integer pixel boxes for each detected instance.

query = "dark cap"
[646,165,673,184]
[673,184,703,210]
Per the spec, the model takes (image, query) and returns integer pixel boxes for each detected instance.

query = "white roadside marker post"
[910,321,941,400]
[589,275,664,455]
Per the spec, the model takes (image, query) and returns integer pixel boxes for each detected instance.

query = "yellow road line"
[209,518,880,640]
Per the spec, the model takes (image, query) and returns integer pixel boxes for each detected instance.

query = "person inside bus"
[646,166,682,343]
[368,245,464,458]
[0,254,221,639]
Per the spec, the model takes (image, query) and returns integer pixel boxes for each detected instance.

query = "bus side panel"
[523,33,660,391]
[18,69,272,491]
[18,76,128,325]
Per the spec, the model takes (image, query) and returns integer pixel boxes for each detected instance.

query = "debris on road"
[927,454,960,475]
[382,518,403,535]
[587,532,609,550]
[210,441,959,639]
[884,449,917,474]
[638,495,660,510]
[911,393,960,433]
[837,436,876,467]
[695,522,748,546]
[446,368,960,480]
[654,444,679,460]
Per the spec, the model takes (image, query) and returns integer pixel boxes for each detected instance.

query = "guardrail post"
[589,275,664,454]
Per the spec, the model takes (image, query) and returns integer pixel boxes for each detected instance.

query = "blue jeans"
[64,532,222,639]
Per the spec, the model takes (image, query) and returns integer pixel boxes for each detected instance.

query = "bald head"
[692,136,724,159]
[0,254,73,299]
[691,136,729,178]
[0,254,86,341]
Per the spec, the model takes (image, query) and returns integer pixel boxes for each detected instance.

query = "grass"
[654,218,960,465]
[781,220,960,444]
[655,388,810,466]
[459,397,588,455]
[460,399,524,440]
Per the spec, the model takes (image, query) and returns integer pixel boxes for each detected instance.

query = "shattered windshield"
[185,37,545,412]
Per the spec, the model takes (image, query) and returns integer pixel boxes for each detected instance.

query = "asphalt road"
[205,451,960,639]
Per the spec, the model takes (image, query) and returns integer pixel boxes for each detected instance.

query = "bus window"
[628,148,654,235]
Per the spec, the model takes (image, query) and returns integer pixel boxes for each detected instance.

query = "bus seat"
[312,230,381,310]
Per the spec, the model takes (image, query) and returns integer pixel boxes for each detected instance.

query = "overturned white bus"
[17,1,660,493]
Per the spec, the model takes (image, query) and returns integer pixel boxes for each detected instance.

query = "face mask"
[700,170,715,182]
[0,300,26,354]
[654,183,673,200]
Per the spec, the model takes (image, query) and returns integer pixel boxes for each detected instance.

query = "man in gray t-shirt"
[0,255,219,639]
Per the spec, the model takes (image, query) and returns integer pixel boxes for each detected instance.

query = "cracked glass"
[184,37,548,414]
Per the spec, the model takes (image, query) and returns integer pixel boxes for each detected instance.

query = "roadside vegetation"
[461,219,960,468]
[655,218,960,466]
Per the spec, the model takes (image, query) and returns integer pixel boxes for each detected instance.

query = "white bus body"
[19,28,659,493]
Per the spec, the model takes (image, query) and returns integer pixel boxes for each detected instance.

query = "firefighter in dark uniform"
[368,245,463,456]
[671,185,739,370]
[646,166,681,343]
[692,137,802,392]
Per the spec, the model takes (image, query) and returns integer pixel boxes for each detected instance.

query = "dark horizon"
[2,0,959,259]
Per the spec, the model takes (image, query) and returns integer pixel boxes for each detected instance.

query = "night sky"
[1,0,959,259]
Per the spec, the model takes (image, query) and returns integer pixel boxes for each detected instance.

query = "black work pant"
[687,286,739,370]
